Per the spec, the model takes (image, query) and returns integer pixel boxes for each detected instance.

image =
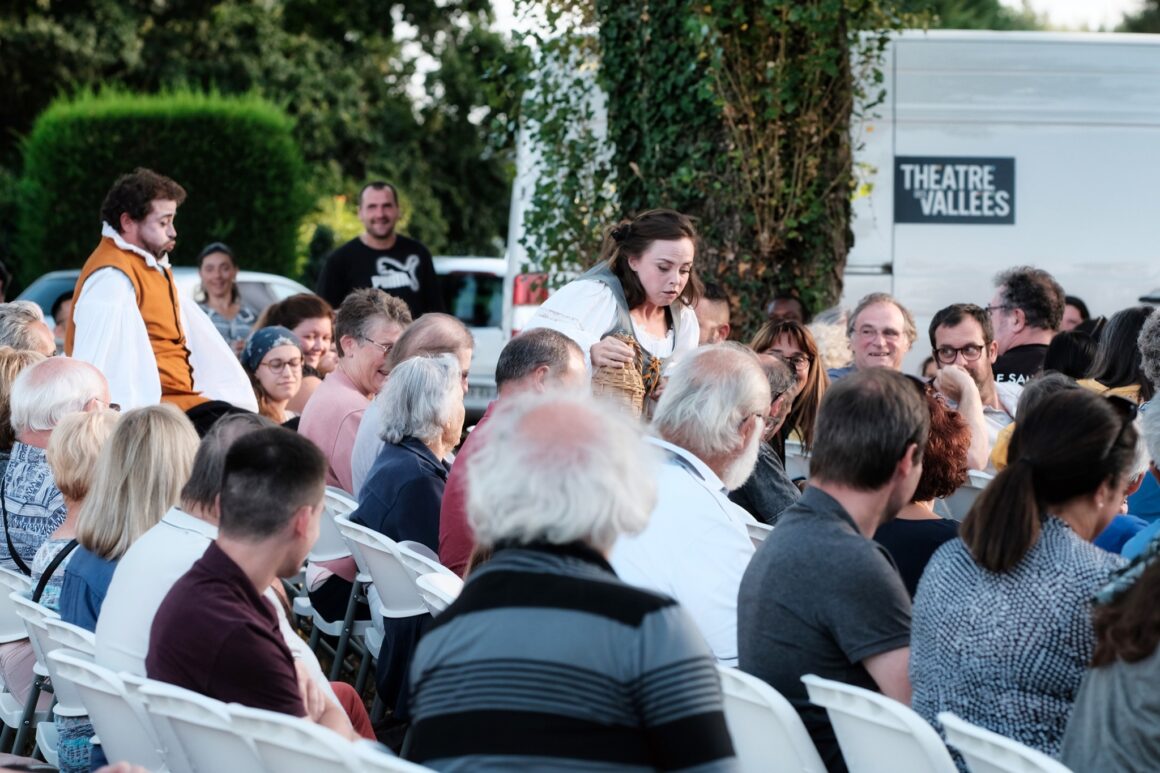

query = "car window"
[440,272,503,328]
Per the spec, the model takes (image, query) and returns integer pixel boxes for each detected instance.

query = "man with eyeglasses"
[828,292,917,380]
[299,288,412,496]
[930,303,1021,470]
[987,266,1066,384]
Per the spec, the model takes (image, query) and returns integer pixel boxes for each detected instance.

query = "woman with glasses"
[241,326,304,424]
[195,242,258,355]
[749,319,829,457]
[911,389,1135,759]
[255,293,335,414]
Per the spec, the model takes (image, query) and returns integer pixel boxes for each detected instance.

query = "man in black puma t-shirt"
[316,182,444,316]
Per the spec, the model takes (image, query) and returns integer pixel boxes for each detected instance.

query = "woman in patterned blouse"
[910,389,1137,759]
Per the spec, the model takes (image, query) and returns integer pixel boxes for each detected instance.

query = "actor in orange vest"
[65,168,257,415]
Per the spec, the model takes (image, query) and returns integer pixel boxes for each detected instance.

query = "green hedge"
[16,89,309,283]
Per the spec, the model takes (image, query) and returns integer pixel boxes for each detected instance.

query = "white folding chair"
[314,487,359,562]
[46,650,168,771]
[395,541,459,582]
[415,573,463,616]
[746,521,773,548]
[334,516,428,622]
[0,571,33,749]
[357,741,438,772]
[940,469,994,521]
[801,674,958,773]
[136,679,264,773]
[9,594,58,752]
[718,666,825,773]
[938,712,1073,773]
[229,702,363,772]
[39,619,97,764]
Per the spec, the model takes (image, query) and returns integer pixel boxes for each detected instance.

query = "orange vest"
[65,238,207,411]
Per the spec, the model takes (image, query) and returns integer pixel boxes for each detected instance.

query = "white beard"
[720,425,764,492]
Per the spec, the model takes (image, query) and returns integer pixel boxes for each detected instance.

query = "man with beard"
[315,182,443,316]
[66,168,255,419]
[737,368,928,773]
[610,342,769,667]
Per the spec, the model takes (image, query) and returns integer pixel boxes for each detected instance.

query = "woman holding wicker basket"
[524,209,701,415]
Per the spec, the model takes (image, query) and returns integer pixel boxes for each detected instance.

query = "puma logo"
[371,255,421,293]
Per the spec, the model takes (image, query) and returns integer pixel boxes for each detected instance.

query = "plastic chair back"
[137,679,264,773]
[938,712,1073,773]
[46,650,167,770]
[10,593,59,675]
[229,702,363,772]
[41,619,96,717]
[941,470,994,521]
[308,487,359,562]
[801,674,958,773]
[0,569,32,644]
[415,573,463,615]
[334,516,426,618]
[396,541,459,581]
[746,521,773,548]
[718,666,826,773]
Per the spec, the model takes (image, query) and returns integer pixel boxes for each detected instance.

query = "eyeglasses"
[776,353,812,370]
[985,304,1011,315]
[261,358,303,374]
[360,336,395,356]
[934,344,985,364]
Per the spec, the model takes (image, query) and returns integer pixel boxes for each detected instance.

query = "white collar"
[161,506,218,539]
[101,222,169,270]
[646,436,729,492]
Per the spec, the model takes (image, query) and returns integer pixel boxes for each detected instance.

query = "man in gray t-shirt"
[737,369,928,773]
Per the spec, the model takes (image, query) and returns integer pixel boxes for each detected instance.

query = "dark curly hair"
[911,389,970,502]
[100,168,187,232]
[994,266,1065,331]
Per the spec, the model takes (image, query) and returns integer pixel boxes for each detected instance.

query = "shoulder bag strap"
[1,476,31,577]
[32,539,79,604]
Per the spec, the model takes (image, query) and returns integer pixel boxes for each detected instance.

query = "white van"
[506,31,1160,369]
[846,30,1160,368]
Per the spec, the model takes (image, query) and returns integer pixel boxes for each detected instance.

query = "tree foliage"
[1121,0,1160,32]
[0,0,522,277]
[898,0,1041,30]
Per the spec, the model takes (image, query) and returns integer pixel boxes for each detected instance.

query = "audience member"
[60,404,199,631]
[920,355,937,380]
[147,428,360,741]
[315,181,443,316]
[766,294,809,324]
[1127,311,1160,521]
[988,266,1065,384]
[911,390,1133,758]
[439,329,587,576]
[194,242,258,355]
[828,292,916,380]
[256,293,336,413]
[0,348,46,478]
[1061,294,1090,332]
[52,292,74,345]
[1119,402,1160,557]
[929,303,1019,468]
[67,168,255,414]
[873,386,966,597]
[749,319,829,453]
[990,372,1079,471]
[729,355,801,525]
[1044,330,1097,379]
[298,288,412,492]
[1078,306,1154,404]
[0,302,55,356]
[350,313,473,495]
[611,343,769,666]
[0,358,109,572]
[738,369,924,772]
[352,354,465,716]
[694,281,731,344]
[240,326,304,424]
[406,392,736,771]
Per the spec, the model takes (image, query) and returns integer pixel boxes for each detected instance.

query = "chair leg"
[328,580,361,681]
[354,645,373,694]
[11,675,44,755]
[0,721,13,753]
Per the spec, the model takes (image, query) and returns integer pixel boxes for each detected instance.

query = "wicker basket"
[592,333,647,417]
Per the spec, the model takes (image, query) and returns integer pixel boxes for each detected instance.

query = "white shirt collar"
[646,435,729,492]
[161,506,218,539]
[101,222,169,270]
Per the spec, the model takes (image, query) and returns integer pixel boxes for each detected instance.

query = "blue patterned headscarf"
[241,326,302,372]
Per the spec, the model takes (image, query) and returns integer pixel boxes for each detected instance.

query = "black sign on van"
[894,157,1015,225]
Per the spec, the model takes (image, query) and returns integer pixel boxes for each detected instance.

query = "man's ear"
[719,323,731,341]
[1010,307,1027,332]
[118,211,136,234]
[896,442,921,481]
[987,340,999,364]
[530,363,552,392]
[1126,472,1145,499]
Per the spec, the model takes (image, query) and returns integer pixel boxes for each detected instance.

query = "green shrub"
[16,89,310,283]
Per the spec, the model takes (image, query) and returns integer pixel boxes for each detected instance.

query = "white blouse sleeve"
[71,268,162,410]
[523,280,619,370]
[180,299,259,411]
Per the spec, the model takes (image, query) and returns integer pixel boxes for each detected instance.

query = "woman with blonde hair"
[59,404,199,631]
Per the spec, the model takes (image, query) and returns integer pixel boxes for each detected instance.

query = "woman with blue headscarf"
[241,326,303,424]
